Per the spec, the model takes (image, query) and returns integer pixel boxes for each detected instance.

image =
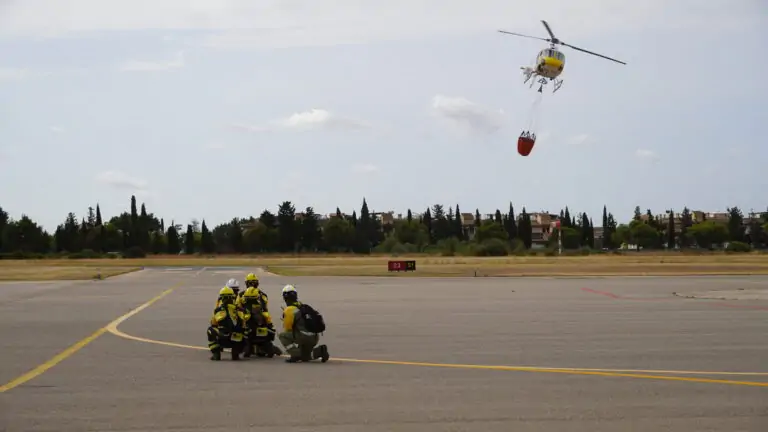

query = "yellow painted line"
[0,286,178,393]
[335,358,768,388]
[104,327,768,387]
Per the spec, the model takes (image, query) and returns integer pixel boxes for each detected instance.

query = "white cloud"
[1,1,757,45]
[204,142,228,150]
[49,126,65,134]
[352,163,379,174]
[233,109,371,132]
[95,170,149,190]
[431,95,505,134]
[567,133,590,146]
[0,67,51,81]
[117,51,185,72]
[635,149,660,162]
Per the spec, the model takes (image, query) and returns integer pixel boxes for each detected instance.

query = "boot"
[231,346,241,361]
[270,344,283,357]
[210,350,221,361]
[312,345,330,363]
[243,341,252,358]
[300,346,312,362]
[285,356,302,363]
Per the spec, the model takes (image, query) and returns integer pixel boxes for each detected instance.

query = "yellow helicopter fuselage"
[534,48,565,79]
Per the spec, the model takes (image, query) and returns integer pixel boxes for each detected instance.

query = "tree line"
[1,196,766,259]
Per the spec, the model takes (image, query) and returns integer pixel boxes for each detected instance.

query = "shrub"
[122,246,146,258]
[474,238,509,256]
[68,249,102,259]
[726,241,752,253]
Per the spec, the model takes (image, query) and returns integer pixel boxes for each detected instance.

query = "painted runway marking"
[106,323,768,387]
[582,287,768,308]
[0,285,181,393]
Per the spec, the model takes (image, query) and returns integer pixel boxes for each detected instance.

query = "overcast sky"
[1,0,766,231]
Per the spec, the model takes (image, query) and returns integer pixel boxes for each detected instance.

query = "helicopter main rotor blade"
[562,42,626,65]
[497,30,551,42]
[541,20,557,41]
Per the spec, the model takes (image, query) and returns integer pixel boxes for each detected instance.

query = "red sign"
[555,220,561,228]
[387,260,416,272]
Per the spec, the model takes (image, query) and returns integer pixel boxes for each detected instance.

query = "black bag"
[298,303,326,334]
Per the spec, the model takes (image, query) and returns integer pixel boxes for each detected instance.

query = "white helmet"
[282,284,297,295]
[226,278,240,291]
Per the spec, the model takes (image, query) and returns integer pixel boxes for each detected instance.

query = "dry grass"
[0,266,141,281]
[0,253,766,278]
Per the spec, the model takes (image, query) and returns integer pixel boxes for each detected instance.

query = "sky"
[1,0,767,231]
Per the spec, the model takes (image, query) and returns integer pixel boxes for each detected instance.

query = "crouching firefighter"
[278,284,330,363]
[241,286,283,358]
[207,286,246,361]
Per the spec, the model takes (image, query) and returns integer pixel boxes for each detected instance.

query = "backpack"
[298,303,326,334]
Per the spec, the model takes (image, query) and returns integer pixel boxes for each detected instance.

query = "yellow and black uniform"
[207,286,246,361]
[240,286,282,358]
[278,284,329,363]
[244,273,268,304]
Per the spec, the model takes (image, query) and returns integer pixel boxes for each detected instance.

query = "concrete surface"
[1,269,767,431]
[674,287,768,301]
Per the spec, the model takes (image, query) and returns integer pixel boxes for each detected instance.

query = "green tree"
[2,215,50,254]
[688,221,729,249]
[612,224,631,247]
[475,220,507,243]
[666,210,676,249]
[200,220,215,253]
[300,207,321,251]
[558,226,581,249]
[454,204,464,240]
[322,217,353,252]
[563,207,572,228]
[518,208,532,248]
[505,203,518,243]
[422,208,433,243]
[633,206,642,221]
[166,223,181,254]
[277,201,298,252]
[727,207,745,242]
[150,231,167,254]
[0,206,8,252]
[580,212,590,247]
[394,219,429,248]
[679,207,692,247]
[129,195,138,248]
[229,218,244,253]
[184,224,195,254]
[629,220,660,249]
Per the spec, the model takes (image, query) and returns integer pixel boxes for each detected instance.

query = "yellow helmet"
[245,273,259,287]
[242,286,260,298]
[219,286,235,298]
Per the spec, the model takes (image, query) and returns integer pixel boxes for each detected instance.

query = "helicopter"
[498,20,626,93]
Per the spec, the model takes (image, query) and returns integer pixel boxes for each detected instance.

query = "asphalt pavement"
[1,269,767,431]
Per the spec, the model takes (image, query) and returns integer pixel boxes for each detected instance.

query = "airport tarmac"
[1,268,767,431]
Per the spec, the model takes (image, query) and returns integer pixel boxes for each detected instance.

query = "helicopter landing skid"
[552,78,563,93]
[521,67,535,88]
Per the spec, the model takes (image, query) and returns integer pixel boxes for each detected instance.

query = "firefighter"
[207,286,246,361]
[214,278,241,309]
[279,284,329,363]
[243,273,268,308]
[241,286,283,358]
